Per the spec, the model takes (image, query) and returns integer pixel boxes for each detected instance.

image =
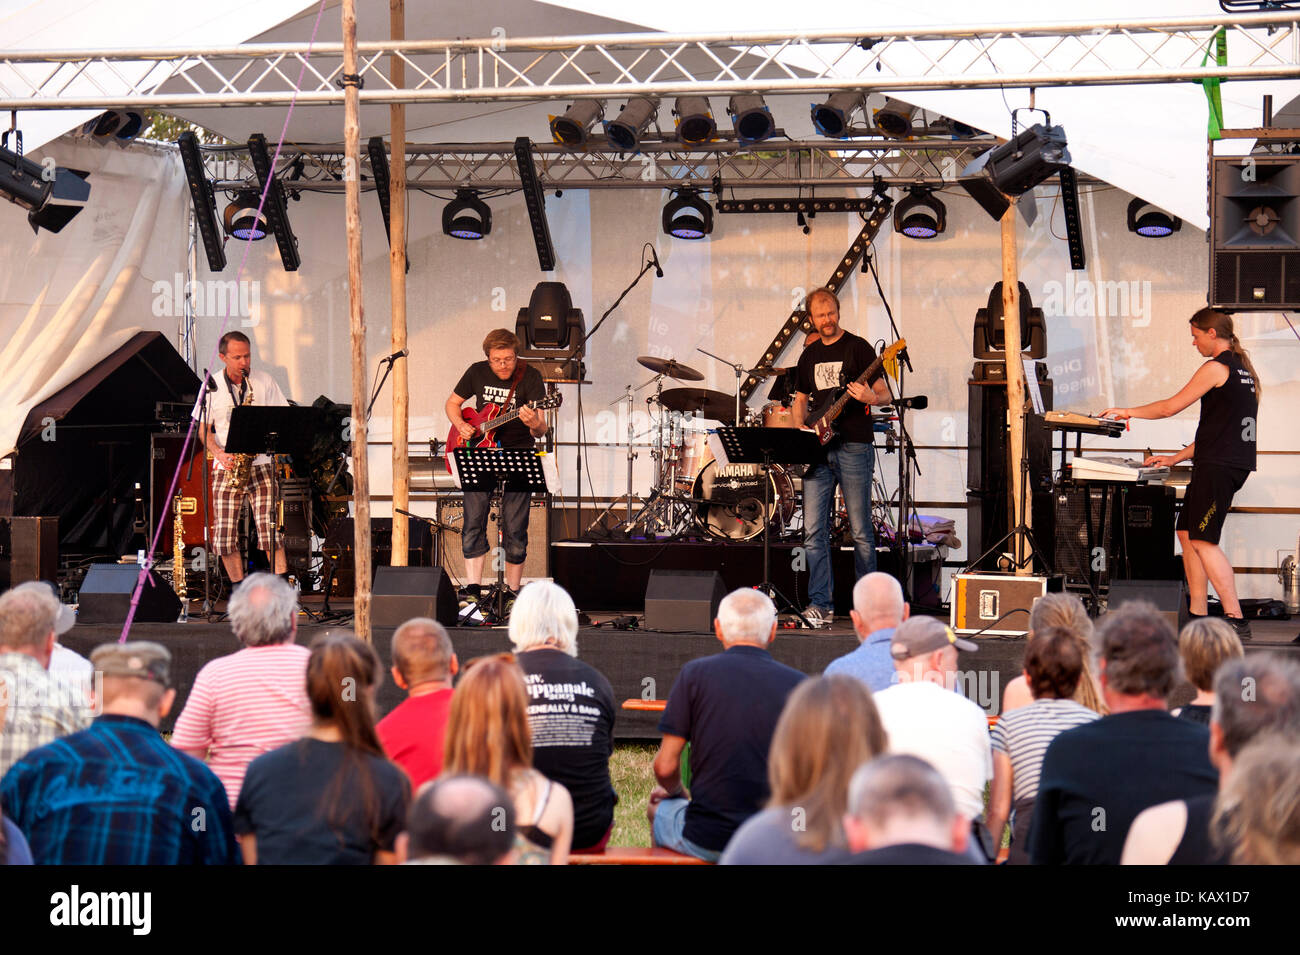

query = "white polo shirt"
[202,368,289,470]
[872,679,993,821]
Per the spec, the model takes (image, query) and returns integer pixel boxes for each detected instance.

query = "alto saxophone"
[172,492,187,598]
[226,376,255,490]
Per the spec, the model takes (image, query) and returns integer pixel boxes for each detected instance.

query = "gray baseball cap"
[890,616,978,660]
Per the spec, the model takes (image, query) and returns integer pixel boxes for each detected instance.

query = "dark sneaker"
[1228,616,1253,643]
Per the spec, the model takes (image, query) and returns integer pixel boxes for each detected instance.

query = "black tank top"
[1192,351,1257,471]
[1169,794,1231,865]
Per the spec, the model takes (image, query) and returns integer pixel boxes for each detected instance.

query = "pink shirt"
[171,643,312,809]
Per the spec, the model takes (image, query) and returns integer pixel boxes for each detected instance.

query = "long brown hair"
[767,675,889,853]
[1190,307,1262,401]
[306,631,394,842]
[443,654,533,788]
[1028,593,1106,714]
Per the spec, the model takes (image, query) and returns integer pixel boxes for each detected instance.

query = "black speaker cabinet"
[1210,155,1300,310]
[77,562,183,624]
[1054,484,1117,589]
[0,516,58,588]
[1106,579,1188,636]
[323,517,434,598]
[370,565,458,629]
[1115,485,1179,581]
[967,379,1053,493]
[644,569,727,633]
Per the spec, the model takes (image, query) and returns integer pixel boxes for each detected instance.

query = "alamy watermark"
[151,274,261,326]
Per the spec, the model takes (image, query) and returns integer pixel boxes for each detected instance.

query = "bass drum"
[693,460,795,540]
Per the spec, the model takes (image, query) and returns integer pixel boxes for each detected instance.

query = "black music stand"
[452,447,549,624]
[227,406,327,583]
[715,427,823,628]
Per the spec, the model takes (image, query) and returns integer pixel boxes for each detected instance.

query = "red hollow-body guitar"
[445,393,563,471]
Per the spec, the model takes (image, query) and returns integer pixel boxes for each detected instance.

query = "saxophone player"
[199,331,290,586]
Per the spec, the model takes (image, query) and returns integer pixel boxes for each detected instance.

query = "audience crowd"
[1,572,1297,866]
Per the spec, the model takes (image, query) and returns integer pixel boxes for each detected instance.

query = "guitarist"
[445,329,549,602]
[791,287,891,628]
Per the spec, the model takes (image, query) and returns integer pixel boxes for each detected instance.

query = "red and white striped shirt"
[170,643,311,809]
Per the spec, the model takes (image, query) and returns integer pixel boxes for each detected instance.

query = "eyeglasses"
[488,356,515,367]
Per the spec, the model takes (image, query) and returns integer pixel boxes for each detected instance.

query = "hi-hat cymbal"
[746,366,793,378]
[637,356,705,381]
[659,387,736,422]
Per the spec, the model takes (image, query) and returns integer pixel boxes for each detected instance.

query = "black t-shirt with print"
[454,360,546,449]
[795,331,881,445]
[1192,351,1258,471]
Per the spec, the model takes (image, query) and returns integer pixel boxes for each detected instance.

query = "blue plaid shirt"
[0,714,239,865]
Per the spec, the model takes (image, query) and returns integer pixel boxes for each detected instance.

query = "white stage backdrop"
[2,140,1296,598]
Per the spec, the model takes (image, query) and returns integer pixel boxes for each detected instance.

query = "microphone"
[202,370,217,392]
[382,348,409,363]
[648,247,664,278]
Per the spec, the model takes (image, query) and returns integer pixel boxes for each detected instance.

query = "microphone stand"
[578,253,658,535]
[366,354,403,422]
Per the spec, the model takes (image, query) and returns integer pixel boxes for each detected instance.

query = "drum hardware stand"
[585,376,659,534]
[695,346,747,425]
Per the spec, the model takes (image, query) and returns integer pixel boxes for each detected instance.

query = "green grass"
[610,743,656,847]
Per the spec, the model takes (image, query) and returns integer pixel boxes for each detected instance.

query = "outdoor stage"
[61,601,1299,740]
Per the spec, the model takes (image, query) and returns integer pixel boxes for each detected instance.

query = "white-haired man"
[824,572,910,690]
[510,581,617,852]
[0,582,90,779]
[844,755,975,865]
[171,573,310,809]
[648,588,805,861]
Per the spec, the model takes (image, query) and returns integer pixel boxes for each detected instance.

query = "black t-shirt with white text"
[453,360,546,449]
[796,331,882,445]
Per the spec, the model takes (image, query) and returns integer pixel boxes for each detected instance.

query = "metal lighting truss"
[0,13,1297,111]
[200,138,994,191]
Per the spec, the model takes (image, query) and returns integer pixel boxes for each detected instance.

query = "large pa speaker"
[1106,578,1188,636]
[644,569,727,633]
[0,516,58,588]
[967,379,1053,493]
[370,565,459,629]
[77,562,183,624]
[1210,155,1300,310]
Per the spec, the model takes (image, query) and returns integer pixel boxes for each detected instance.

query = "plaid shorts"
[212,462,277,556]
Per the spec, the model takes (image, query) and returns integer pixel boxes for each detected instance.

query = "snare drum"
[692,460,795,540]
[762,402,797,429]
[675,427,715,491]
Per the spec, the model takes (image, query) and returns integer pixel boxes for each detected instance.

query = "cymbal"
[660,387,736,422]
[746,366,793,378]
[637,356,705,381]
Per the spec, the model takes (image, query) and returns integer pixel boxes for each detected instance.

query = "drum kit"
[591,351,807,541]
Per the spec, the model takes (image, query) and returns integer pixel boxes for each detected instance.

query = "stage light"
[662,189,713,239]
[892,187,946,239]
[875,98,916,138]
[811,92,864,139]
[550,100,604,148]
[223,191,268,240]
[673,97,715,145]
[247,133,301,271]
[960,122,1071,221]
[0,134,91,235]
[605,97,660,151]
[1127,198,1181,238]
[517,281,585,349]
[728,95,775,145]
[441,189,492,240]
[514,137,557,271]
[84,110,145,145]
[178,131,225,270]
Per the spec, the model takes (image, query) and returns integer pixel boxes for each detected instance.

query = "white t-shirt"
[49,643,95,707]
[202,368,289,469]
[872,680,993,821]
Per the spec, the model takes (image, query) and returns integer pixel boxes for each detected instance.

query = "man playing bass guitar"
[791,287,891,628]
[445,328,549,602]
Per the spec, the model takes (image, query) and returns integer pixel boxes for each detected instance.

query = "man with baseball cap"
[1,640,238,864]
[0,582,90,778]
[869,616,993,860]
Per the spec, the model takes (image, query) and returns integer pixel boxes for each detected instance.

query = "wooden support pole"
[389,0,409,566]
[342,0,372,638]
[1000,201,1033,576]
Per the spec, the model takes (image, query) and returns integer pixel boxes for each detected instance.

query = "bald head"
[391,618,454,685]
[851,572,908,637]
[405,775,515,864]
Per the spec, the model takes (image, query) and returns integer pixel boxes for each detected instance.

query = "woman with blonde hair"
[1000,593,1104,714]
[1214,734,1300,865]
[1171,617,1243,725]
[442,654,573,864]
[1102,307,1260,643]
[720,675,888,864]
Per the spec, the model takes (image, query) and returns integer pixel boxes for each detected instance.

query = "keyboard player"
[1100,308,1260,642]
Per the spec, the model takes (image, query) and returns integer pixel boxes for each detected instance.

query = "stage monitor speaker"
[370,565,459,629]
[1210,155,1300,310]
[1106,579,1188,636]
[0,516,59,588]
[77,562,183,624]
[644,569,727,633]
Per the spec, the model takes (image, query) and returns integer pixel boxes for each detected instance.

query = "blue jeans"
[802,440,876,611]
[651,797,722,862]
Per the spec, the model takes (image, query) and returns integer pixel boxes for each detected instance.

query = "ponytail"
[1190,308,1262,402]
